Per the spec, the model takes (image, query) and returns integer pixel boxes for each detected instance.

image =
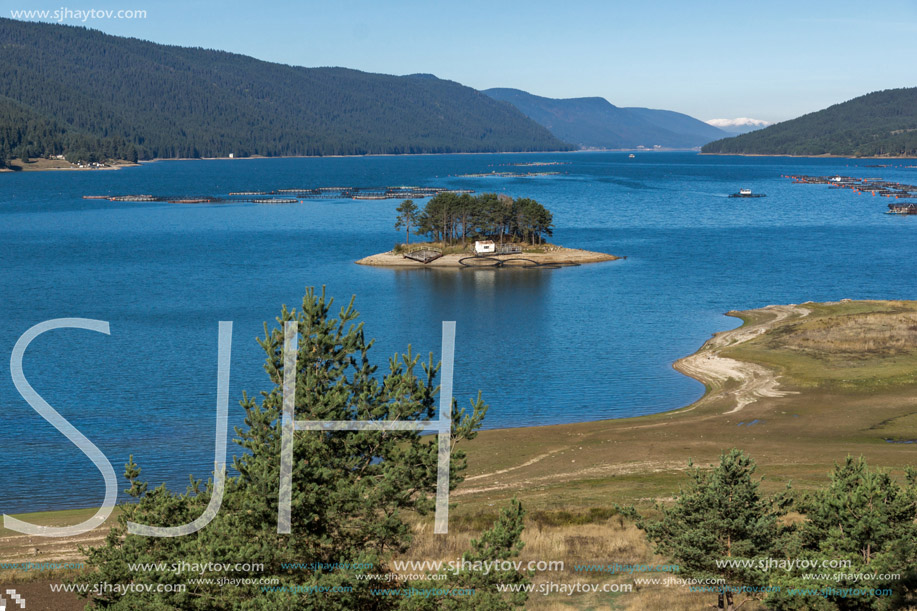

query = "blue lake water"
[2,151,916,513]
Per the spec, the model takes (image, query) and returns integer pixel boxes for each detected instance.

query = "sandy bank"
[673,303,812,414]
[356,246,620,267]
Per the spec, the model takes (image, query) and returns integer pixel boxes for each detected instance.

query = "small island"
[357,192,620,267]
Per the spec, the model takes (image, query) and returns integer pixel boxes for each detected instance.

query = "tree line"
[0,18,569,165]
[396,193,554,247]
[0,96,139,168]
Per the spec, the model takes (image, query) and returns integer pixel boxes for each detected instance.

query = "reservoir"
[2,151,915,512]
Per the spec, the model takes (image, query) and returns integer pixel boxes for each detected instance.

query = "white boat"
[728,188,766,198]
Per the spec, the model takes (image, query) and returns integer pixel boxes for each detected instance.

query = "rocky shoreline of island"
[356,245,621,267]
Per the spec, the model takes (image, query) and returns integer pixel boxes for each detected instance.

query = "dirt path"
[673,304,811,414]
[1,531,106,563]
[457,459,690,496]
[463,450,564,482]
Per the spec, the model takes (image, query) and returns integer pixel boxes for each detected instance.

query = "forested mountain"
[701,88,917,157]
[0,18,569,166]
[483,88,727,149]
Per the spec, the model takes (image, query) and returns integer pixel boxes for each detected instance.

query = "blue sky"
[7,0,917,123]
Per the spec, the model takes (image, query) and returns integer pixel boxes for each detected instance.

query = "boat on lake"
[887,202,917,215]
[729,188,766,198]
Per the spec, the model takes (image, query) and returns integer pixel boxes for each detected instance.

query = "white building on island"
[474,240,496,255]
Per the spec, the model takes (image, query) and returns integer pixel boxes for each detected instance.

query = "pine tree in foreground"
[627,449,791,611]
[78,288,528,610]
[765,457,917,611]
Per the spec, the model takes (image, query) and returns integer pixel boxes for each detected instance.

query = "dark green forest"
[702,87,917,157]
[0,94,139,166]
[0,18,570,166]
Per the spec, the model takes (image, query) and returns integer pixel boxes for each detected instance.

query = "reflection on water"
[390,268,554,415]
[2,151,917,512]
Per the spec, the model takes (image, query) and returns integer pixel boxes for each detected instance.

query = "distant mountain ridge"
[705,118,770,135]
[0,18,569,165]
[702,88,917,157]
[483,88,727,149]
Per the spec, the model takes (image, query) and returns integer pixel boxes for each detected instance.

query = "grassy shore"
[448,300,917,517]
[0,157,139,172]
[4,300,916,609]
[410,300,917,609]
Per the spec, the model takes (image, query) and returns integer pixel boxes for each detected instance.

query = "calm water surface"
[2,152,916,512]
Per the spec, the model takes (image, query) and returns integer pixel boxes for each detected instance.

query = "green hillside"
[0,19,569,166]
[701,88,917,157]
